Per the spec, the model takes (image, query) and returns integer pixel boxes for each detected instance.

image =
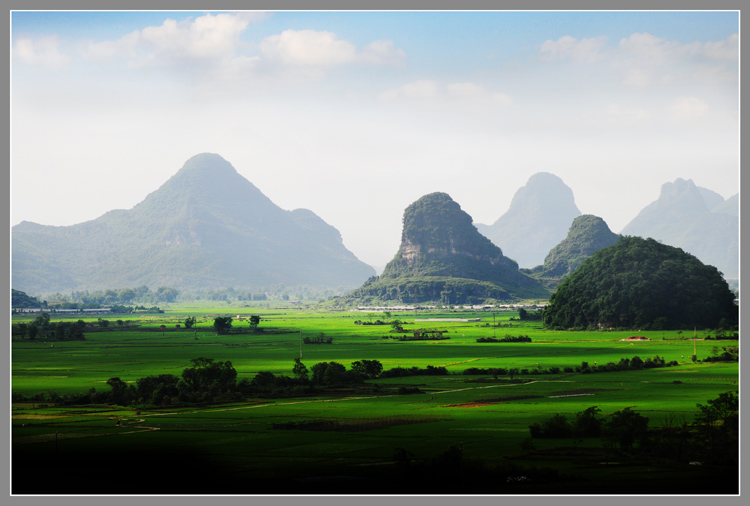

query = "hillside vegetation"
[543,236,738,330]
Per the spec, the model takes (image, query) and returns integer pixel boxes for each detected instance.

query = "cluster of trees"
[572,355,678,374]
[30,358,241,407]
[529,406,650,452]
[387,331,449,341]
[303,334,333,344]
[13,316,88,341]
[476,334,531,343]
[461,355,678,380]
[527,392,738,467]
[516,308,543,321]
[212,315,261,335]
[702,345,739,363]
[240,359,384,397]
[41,286,178,308]
[379,365,448,378]
[543,236,738,330]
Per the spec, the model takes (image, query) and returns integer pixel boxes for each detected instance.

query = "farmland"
[11,304,739,494]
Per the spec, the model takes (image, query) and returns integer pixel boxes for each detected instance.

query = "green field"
[11,305,739,494]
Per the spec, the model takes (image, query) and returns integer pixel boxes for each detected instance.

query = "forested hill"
[527,214,619,286]
[12,153,375,294]
[335,192,549,305]
[11,289,42,308]
[543,236,738,330]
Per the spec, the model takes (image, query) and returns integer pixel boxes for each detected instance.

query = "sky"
[11,10,740,273]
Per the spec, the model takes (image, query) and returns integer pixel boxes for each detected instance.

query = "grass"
[11,305,739,494]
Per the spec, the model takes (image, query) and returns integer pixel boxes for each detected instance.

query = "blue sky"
[11,10,740,271]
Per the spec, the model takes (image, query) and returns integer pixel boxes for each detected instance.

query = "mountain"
[543,236,738,330]
[11,289,42,308]
[12,153,376,294]
[336,192,549,305]
[620,179,738,279]
[711,193,738,217]
[528,214,619,286]
[475,172,581,268]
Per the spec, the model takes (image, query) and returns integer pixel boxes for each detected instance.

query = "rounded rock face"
[382,192,518,281]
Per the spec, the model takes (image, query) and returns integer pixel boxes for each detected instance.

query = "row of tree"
[527,392,738,466]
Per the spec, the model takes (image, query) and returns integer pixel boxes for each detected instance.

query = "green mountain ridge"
[527,214,620,287]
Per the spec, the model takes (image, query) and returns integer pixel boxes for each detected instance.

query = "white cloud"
[83,31,140,62]
[619,32,738,64]
[671,97,709,119]
[80,12,269,78]
[79,19,404,84]
[358,40,406,66]
[617,32,680,65]
[13,35,69,69]
[540,35,607,62]
[702,33,739,60]
[380,80,441,101]
[540,32,738,89]
[379,80,513,113]
[259,30,405,67]
[259,29,357,66]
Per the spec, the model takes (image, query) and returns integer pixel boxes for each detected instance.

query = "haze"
[11,10,739,272]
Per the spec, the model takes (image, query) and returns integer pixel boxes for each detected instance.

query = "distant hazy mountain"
[528,214,619,286]
[620,178,738,279]
[711,193,738,217]
[338,192,549,305]
[12,153,375,294]
[475,172,581,268]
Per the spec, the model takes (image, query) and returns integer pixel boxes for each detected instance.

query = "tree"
[106,377,132,405]
[383,311,392,322]
[693,392,739,465]
[34,312,50,328]
[17,323,28,339]
[118,288,136,304]
[602,408,649,451]
[310,362,329,385]
[695,391,738,427]
[27,323,39,340]
[390,319,402,332]
[323,362,347,385]
[155,286,179,303]
[249,315,261,332]
[184,316,196,329]
[213,316,233,335]
[54,323,66,340]
[292,358,309,382]
[573,406,602,437]
[351,359,383,379]
[179,357,238,402]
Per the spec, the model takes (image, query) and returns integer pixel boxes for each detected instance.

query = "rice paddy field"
[10,304,740,495]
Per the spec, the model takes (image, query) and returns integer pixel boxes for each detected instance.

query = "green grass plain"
[11,305,739,494]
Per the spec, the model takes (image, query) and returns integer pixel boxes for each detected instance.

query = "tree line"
[526,392,738,468]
